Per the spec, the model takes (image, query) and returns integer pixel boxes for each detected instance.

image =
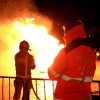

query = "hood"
[63,24,86,45]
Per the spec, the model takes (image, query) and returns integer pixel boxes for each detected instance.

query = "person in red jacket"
[48,20,96,100]
[13,40,36,100]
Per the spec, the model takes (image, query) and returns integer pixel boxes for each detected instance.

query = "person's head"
[19,40,31,54]
[63,20,86,45]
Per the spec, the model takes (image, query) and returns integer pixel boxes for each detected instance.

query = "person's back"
[54,45,95,100]
[15,51,35,78]
[48,20,96,100]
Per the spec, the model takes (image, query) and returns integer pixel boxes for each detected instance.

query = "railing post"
[99,82,100,100]
[27,79,29,100]
[2,78,4,100]
[22,78,25,100]
[9,78,10,100]
[1,76,100,100]
[44,80,46,100]
[35,80,37,100]
[52,81,55,97]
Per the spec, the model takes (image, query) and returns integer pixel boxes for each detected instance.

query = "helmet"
[63,20,83,34]
[19,40,31,51]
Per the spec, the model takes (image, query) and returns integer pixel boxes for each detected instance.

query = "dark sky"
[35,0,100,27]
[34,0,100,47]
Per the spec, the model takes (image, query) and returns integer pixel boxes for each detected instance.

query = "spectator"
[48,20,96,100]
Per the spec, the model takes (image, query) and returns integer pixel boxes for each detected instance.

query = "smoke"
[0,0,36,18]
[0,0,53,76]
[0,0,53,29]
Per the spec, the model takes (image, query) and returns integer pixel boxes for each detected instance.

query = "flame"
[13,18,64,72]
[0,18,64,76]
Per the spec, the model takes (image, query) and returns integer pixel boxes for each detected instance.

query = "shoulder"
[15,52,20,58]
[58,48,67,55]
[28,53,34,58]
[55,48,67,59]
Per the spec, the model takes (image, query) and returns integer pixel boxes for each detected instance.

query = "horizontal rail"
[0,76,100,100]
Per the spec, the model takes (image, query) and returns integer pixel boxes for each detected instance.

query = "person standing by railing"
[48,20,96,100]
[13,40,36,100]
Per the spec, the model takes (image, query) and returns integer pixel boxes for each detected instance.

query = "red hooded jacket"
[48,23,96,100]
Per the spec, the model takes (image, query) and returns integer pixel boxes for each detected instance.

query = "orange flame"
[13,18,64,72]
[0,18,64,76]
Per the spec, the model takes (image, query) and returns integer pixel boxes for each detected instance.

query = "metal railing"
[0,76,25,100]
[92,80,100,100]
[27,78,56,100]
[0,76,100,100]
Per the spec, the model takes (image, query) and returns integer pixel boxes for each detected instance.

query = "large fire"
[0,18,64,77]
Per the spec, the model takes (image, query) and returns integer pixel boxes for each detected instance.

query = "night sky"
[34,0,100,48]
[35,0,99,25]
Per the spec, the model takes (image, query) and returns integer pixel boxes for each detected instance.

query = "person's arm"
[14,54,17,69]
[48,49,68,80]
[29,55,36,69]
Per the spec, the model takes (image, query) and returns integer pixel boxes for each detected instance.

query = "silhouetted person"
[13,40,36,100]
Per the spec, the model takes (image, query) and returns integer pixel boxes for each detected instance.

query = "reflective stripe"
[61,74,82,81]
[61,74,93,82]
[16,75,31,78]
[49,68,93,82]
[49,67,60,78]
[77,56,95,60]
[30,63,35,66]
[54,98,62,100]
[83,77,93,82]
[25,54,28,76]
[54,95,91,100]
[16,58,25,63]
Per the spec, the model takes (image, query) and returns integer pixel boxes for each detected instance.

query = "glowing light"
[13,21,18,26]
[0,17,64,77]
[25,18,30,23]
[31,18,35,21]
[96,52,100,56]
[12,18,64,72]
